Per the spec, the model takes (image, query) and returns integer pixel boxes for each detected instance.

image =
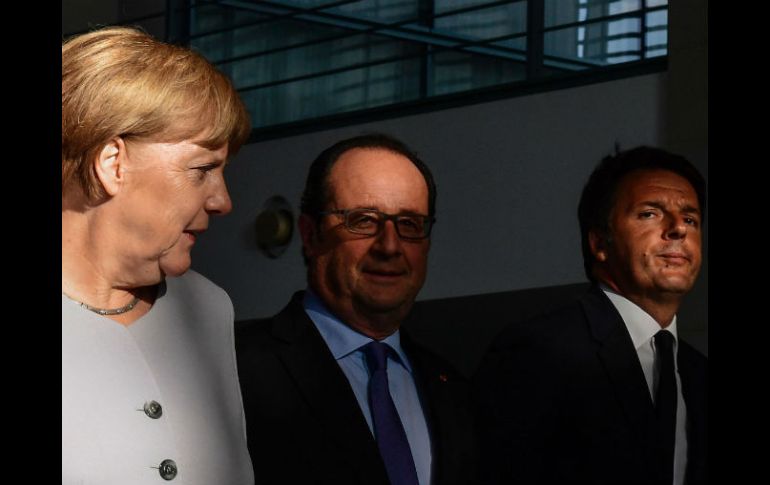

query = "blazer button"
[143,400,163,419]
[158,459,177,480]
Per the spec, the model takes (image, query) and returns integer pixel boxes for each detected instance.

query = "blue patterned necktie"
[655,330,677,484]
[363,340,420,485]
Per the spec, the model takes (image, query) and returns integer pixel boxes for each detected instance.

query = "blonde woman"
[62,27,254,484]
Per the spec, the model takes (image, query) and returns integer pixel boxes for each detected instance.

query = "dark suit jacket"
[474,286,707,485]
[236,292,477,485]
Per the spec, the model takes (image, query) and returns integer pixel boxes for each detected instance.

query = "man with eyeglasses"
[236,134,477,485]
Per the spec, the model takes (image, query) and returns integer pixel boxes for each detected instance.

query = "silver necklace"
[64,293,140,316]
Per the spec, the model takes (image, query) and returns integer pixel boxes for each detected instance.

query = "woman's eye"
[195,166,216,179]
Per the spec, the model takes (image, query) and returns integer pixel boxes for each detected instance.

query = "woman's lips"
[184,229,206,243]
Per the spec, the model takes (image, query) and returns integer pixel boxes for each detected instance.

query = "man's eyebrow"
[636,201,700,215]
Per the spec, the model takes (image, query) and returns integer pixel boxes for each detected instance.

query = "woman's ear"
[94,137,126,196]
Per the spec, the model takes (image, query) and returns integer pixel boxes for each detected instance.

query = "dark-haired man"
[476,146,708,485]
[236,134,476,485]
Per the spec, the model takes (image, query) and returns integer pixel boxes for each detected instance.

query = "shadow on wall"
[403,282,590,378]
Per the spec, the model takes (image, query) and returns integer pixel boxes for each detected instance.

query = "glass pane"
[646,9,667,28]
[228,33,418,88]
[430,50,525,96]
[435,0,504,15]
[241,58,422,127]
[544,0,581,28]
[607,37,640,54]
[542,1,666,66]
[546,0,640,27]
[435,2,526,41]
[646,29,667,50]
[607,0,641,15]
[607,18,640,36]
[176,0,669,131]
[267,0,343,8]
[328,0,418,23]
[646,48,667,58]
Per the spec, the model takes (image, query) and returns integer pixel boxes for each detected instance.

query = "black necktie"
[655,329,677,484]
[363,340,420,485]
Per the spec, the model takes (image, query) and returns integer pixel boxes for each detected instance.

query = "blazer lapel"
[400,331,439,443]
[581,287,657,452]
[271,293,388,481]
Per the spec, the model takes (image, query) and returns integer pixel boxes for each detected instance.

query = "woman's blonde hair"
[62,26,251,200]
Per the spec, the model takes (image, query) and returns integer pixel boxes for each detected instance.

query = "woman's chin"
[159,255,192,278]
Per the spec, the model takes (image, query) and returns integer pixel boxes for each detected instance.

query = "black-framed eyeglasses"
[319,208,435,240]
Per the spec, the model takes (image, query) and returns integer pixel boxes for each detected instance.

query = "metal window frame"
[63,0,668,140]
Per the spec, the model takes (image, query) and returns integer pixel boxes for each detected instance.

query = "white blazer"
[62,270,254,485]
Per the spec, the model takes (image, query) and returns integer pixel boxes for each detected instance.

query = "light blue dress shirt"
[302,289,432,485]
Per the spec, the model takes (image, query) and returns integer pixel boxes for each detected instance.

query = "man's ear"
[94,137,126,197]
[589,229,608,262]
[298,213,319,258]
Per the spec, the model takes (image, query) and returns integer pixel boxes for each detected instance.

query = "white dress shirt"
[602,286,688,485]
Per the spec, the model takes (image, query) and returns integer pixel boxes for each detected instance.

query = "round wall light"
[254,195,294,258]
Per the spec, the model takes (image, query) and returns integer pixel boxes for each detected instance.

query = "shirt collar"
[302,288,413,373]
[600,284,678,350]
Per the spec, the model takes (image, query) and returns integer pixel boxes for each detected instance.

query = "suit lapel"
[581,287,657,449]
[400,331,438,435]
[271,293,386,476]
[402,329,473,485]
[677,342,708,483]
